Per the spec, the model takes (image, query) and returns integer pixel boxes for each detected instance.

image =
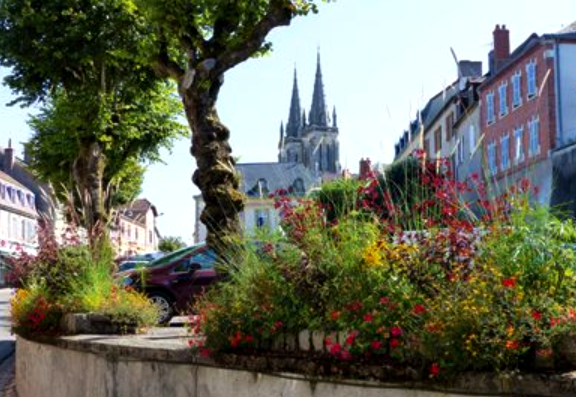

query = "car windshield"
[142,244,204,269]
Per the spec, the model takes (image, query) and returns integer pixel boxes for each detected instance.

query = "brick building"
[479,25,576,206]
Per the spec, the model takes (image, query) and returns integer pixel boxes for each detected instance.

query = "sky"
[1,0,575,243]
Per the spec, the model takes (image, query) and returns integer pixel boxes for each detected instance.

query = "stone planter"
[555,334,576,368]
[60,313,140,335]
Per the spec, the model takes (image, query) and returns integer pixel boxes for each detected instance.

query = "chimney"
[359,158,372,179]
[492,24,510,72]
[2,139,14,173]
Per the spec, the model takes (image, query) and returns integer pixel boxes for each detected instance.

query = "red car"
[122,243,219,323]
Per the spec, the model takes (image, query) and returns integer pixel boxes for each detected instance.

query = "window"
[526,61,537,98]
[486,92,495,124]
[149,230,153,244]
[529,117,541,156]
[469,125,476,155]
[512,72,522,108]
[514,126,524,164]
[488,141,497,175]
[456,137,465,166]
[434,127,442,154]
[501,133,510,170]
[445,113,454,141]
[255,209,268,229]
[135,228,139,242]
[498,83,508,116]
[21,219,26,240]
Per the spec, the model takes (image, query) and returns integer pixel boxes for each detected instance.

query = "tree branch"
[215,0,294,74]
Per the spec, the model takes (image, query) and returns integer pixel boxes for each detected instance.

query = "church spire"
[285,67,302,138]
[332,106,338,128]
[309,49,328,127]
[278,121,284,149]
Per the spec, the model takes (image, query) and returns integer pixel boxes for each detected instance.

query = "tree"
[158,236,186,253]
[0,0,330,253]
[26,84,186,232]
[0,0,187,250]
[139,0,329,252]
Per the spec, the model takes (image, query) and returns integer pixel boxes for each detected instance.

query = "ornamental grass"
[198,156,576,377]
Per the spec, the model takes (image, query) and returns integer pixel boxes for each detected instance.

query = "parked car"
[121,243,220,323]
[116,260,150,273]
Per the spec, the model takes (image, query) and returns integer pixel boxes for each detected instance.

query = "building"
[394,61,484,177]
[111,199,161,256]
[0,170,38,254]
[479,24,576,208]
[278,52,340,180]
[194,162,317,243]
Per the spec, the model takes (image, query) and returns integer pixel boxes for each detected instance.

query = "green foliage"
[25,83,187,210]
[10,237,159,335]
[198,170,576,377]
[158,236,187,253]
[312,178,364,223]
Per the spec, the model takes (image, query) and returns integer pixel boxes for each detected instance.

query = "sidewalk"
[0,288,16,397]
[0,354,17,397]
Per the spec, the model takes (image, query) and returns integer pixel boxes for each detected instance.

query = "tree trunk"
[73,140,109,252]
[182,75,245,253]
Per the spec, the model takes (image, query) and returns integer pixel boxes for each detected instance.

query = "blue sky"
[1,0,575,242]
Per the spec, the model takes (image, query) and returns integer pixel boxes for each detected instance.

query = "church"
[194,52,340,242]
[278,52,341,178]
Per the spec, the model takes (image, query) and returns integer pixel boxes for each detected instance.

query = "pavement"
[0,288,17,397]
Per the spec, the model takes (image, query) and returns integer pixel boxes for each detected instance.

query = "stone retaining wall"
[15,331,576,397]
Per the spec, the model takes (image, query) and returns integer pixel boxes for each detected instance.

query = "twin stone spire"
[278,51,340,176]
[282,52,338,140]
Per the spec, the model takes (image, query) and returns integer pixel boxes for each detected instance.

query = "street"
[0,288,16,396]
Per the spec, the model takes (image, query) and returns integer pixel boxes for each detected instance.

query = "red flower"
[331,311,341,320]
[347,301,363,312]
[330,343,342,355]
[325,336,333,347]
[371,340,383,350]
[412,304,427,315]
[430,363,440,377]
[390,326,403,337]
[345,332,358,346]
[502,277,516,288]
[531,310,542,321]
[379,297,390,305]
[506,340,519,350]
[364,313,373,323]
[390,338,400,349]
[199,347,211,357]
[339,349,352,361]
[230,332,242,348]
[244,334,254,344]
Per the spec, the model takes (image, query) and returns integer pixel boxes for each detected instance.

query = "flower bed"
[8,229,158,336]
[197,157,576,378]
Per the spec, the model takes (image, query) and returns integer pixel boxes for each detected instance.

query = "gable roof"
[0,169,31,192]
[236,162,318,197]
[118,198,158,226]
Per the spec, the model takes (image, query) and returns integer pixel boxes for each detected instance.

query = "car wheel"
[148,292,173,324]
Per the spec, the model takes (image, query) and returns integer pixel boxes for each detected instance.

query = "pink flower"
[364,313,373,323]
[390,326,403,337]
[390,339,400,349]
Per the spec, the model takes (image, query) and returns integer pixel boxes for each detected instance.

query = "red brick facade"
[480,43,557,181]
